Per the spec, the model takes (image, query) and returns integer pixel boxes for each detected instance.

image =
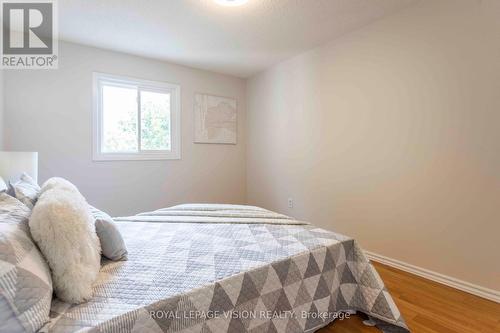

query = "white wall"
[4,42,247,215]
[246,0,500,291]
[0,69,3,148]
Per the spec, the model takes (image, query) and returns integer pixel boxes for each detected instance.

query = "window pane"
[140,90,171,151]
[102,85,138,153]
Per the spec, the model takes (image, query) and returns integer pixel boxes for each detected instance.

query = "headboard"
[0,151,38,183]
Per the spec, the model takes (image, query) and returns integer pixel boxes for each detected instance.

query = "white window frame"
[92,72,181,161]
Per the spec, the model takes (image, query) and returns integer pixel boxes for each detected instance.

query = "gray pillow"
[0,193,53,333]
[10,173,41,208]
[90,206,128,261]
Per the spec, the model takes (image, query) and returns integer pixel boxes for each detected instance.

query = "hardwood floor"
[318,262,500,333]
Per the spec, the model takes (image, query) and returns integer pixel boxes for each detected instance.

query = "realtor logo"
[1,0,58,69]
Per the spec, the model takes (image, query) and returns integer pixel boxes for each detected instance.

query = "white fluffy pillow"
[39,177,78,195]
[29,178,101,304]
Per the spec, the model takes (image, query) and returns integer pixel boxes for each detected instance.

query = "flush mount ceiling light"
[214,0,248,6]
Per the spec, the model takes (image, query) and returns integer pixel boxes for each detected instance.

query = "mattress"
[47,204,409,333]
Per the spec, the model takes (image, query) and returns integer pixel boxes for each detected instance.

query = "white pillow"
[29,178,101,304]
[0,176,7,192]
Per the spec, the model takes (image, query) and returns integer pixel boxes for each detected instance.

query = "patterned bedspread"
[47,204,409,333]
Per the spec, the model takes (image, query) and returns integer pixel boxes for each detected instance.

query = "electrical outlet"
[288,198,294,209]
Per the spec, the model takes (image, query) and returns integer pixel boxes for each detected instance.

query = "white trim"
[92,72,181,161]
[366,251,500,303]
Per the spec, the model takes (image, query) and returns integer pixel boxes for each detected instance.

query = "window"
[93,73,181,160]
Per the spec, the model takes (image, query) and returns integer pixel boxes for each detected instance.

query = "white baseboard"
[365,251,500,304]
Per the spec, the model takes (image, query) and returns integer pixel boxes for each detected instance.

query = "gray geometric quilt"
[47,204,409,333]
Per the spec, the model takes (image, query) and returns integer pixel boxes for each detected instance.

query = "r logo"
[2,2,53,54]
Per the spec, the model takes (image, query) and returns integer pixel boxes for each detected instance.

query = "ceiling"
[58,0,418,78]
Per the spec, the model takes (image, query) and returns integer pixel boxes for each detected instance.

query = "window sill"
[92,152,180,161]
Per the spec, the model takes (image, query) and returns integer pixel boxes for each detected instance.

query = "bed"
[46,204,409,333]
